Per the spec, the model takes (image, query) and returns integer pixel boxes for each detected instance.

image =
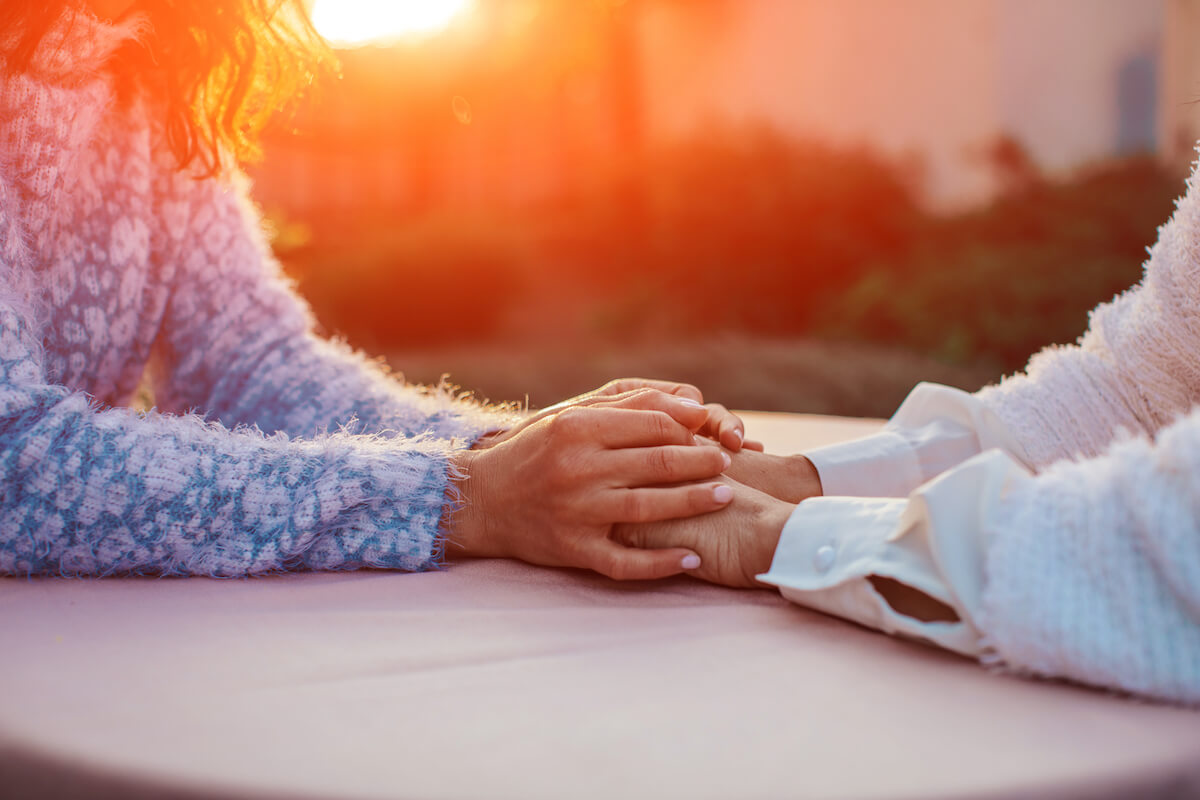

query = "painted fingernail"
[721,452,731,469]
[679,398,704,409]
[713,484,733,504]
[681,554,701,570]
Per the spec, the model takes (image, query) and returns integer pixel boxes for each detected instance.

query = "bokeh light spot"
[452,96,473,125]
[312,0,472,46]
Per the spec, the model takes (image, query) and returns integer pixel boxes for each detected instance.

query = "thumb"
[579,536,700,581]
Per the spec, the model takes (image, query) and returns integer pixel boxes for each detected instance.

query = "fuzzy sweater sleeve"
[0,297,461,576]
[979,410,1200,703]
[0,207,461,577]
[153,171,516,442]
[975,165,1200,469]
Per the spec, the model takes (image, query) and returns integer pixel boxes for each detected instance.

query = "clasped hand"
[446,380,745,580]
[445,378,823,585]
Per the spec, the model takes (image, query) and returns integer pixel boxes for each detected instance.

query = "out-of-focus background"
[252,0,1200,416]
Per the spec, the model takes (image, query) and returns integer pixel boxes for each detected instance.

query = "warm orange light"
[311,0,472,46]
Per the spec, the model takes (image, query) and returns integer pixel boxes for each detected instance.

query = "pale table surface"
[2,413,1199,800]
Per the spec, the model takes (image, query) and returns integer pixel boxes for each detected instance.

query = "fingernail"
[679,398,704,409]
[681,554,701,570]
[733,429,744,443]
[721,452,731,469]
[713,484,733,504]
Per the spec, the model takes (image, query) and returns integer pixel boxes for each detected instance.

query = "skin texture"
[448,387,737,580]
[479,378,756,454]
[705,441,823,504]
[615,477,795,588]
[620,454,962,622]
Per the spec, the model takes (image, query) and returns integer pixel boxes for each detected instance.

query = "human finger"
[703,403,748,452]
[577,536,700,581]
[600,444,730,486]
[553,406,698,449]
[742,439,766,452]
[602,482,733,523]
[599,389,710,431]
[599,378,704,404]
[555,388,712,435]
[546,406,693,450]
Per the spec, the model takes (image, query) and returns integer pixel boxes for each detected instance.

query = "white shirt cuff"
[759,496,983,657]
[805,432,924,497]
[805,382,1031,499]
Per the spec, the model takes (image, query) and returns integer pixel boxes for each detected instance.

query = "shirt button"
[813,545,836,573]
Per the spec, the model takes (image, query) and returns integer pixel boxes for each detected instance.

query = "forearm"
[157,169,516,444]
[979,412,1200,702]
[978,180,1200,469]
[0,390,460,577]
[182,329,514,441]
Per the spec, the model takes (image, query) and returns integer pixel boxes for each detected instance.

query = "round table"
[2,413,1199,799]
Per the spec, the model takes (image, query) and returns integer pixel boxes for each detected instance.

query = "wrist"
[781,454,822,503]
[443,449,494,560]
[470,428,508,450]
[747,495,796,585]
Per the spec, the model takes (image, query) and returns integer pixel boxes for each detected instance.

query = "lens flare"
[312,0,472,46]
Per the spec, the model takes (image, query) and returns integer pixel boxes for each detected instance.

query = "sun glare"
[312,0,473,46]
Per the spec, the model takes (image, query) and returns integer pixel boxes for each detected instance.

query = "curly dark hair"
[0,1,335,174]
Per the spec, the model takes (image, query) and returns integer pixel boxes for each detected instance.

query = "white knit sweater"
[765,163,1200,704]
[972,165,1200,702]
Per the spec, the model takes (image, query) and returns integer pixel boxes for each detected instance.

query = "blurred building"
[1163,0,1200,163]
[642,0,1168,209]
[254,0,1181,221]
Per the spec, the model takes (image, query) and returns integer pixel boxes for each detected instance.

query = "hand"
[445,390,736,580]
[615,478,796,588]
[477,378,756,453]
[695,439,822,504]
[617,480,960,621]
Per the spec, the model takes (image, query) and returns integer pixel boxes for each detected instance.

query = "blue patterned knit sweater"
[0,13,513,577]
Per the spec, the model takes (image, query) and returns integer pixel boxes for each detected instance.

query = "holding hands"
[474,378,763,453]
[616,448,823,588]
[447,380,750,580]
[446,377,823,588]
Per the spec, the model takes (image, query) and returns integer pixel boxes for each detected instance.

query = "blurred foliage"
[823,148,1180,368]
[274,129,1184,374]
[278,213,531,350]
[552,126,924,337]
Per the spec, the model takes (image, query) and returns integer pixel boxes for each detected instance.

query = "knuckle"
[648,447,673,480]
[551,406,586,436]
[625,388,659,408]
[650,411,675,441]
[622,491,646,520]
